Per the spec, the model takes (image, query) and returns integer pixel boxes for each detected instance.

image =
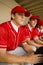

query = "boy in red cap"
[26,16,43,48]
[0,6,42,65]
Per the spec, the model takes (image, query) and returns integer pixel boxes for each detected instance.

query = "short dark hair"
[11,13,16,20]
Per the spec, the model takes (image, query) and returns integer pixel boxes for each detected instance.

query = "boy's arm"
[34,36,43,45]
[22,42,34,54]
[26,38,43,48]
[0,48,43,64]
[0,48,27,63]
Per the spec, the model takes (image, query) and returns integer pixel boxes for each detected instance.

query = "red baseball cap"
[30,15,39,20]
[37,19,43,26]
[11,6,30,16]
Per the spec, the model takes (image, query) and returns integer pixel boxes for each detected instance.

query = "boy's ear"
[11,14,15,19]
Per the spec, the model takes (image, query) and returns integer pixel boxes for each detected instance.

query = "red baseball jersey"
[0,21,31,51]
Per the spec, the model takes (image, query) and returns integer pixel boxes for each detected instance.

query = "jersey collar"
[11,21,19,32]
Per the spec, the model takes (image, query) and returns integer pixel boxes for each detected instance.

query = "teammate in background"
[26,16,43,49]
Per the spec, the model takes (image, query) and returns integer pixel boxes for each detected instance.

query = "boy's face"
[30,19,37,28]
[12,12,26,26]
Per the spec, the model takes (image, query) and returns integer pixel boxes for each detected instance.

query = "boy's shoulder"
[0,21,10,26]
[0,21,11,33]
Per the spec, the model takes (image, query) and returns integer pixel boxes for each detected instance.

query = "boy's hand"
[26,54,43,64]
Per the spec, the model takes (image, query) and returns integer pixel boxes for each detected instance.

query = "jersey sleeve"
[0,26,8,48]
